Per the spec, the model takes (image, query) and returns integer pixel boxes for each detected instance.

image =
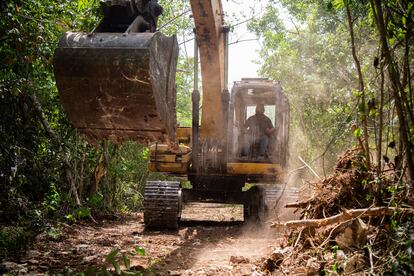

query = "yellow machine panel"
[148,144,191,174]
[227,162,284,178]
[176,127,192,146]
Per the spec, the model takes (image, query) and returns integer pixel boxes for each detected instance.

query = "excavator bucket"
[53,31,179,144]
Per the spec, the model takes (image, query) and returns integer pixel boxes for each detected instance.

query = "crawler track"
[144,181,182,229]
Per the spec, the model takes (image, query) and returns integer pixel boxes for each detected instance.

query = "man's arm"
[243,116,257,134]
[244,116,252,130]
[264,117,275,135]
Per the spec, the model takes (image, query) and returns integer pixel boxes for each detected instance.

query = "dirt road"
[2,190,298,275]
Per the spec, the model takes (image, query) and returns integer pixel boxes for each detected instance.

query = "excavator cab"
[229,78,289,167]
[53,0,179,144]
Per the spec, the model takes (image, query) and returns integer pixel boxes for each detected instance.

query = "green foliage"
[134,246,146,256]
[330,245,343,274]
[158,0,192,36]
[64,213,76,223]
[0,0,100,222]
[88,192,104,209]
[248,1,361,172]
[45,225,62,241]
[387,221,414,274]
[98,142,157,212]
[175,57,194,126]
[353,127,362,138]
[42,183,61,214]
[180,180,193,189]
[0,0,195,228]
[84,246,148,275]
[75,206,91,219]
[0,226,28,255]
[52,245,149,274]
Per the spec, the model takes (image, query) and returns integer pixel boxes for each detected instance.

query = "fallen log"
[271,207,414,228]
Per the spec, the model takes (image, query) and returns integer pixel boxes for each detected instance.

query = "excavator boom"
[190,0,227,143]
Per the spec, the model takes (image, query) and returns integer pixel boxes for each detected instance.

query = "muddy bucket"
[53,31,178,144]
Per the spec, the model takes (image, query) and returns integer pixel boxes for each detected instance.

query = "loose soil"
[2,197,298,275]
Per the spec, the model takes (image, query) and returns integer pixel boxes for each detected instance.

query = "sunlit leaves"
[158,0,192,36]
[175,57,193,126]
[353,127,362,138]
[77,0,92,11]
[134,246,146,256]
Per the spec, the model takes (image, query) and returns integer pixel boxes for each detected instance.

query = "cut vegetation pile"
[262,148,414,275]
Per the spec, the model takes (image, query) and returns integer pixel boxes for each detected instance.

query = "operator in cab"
[243,104,275,158]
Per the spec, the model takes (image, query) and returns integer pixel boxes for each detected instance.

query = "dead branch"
[271,207,414,228]
[284,202,303,208]
[298,156,321,180]
[285,196,315,208]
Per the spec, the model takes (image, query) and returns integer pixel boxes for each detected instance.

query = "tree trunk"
[102,141,111,206]
[376,65,385,203]
[370,0,414,185]
[78,141,87,197]
[29,93,81,206]
[90,153,105,196]
[345,0,371,169]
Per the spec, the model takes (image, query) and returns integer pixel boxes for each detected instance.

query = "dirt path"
[2,200,297,275]
[153,203,287,275]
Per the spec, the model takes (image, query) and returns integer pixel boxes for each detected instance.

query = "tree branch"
[271,207,414,228]
[345,0,371,169]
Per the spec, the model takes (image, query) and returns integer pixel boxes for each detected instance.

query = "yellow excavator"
[53,0,289,228]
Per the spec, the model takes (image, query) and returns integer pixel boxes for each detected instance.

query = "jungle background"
[1,0,413,274]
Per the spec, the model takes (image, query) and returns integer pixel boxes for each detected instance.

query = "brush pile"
[262,148,414,275]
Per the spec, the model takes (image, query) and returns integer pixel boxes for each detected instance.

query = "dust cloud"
[177,181,301,274]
